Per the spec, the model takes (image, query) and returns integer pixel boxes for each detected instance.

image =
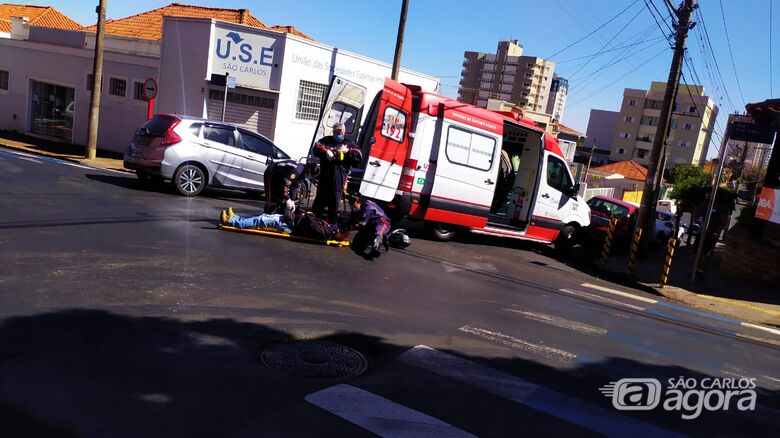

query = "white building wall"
[159,17,439,160]
[274,36,440,159]
[0,26,159,153]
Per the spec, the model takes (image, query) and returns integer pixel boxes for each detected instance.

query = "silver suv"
[124,115,292,196]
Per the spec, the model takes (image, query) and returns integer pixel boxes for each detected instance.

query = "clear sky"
[38,0,777,158]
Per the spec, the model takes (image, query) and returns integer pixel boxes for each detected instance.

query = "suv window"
[141,115,179,136]
[239,130,275,157]
[546,156,572,192]
[203,125,235,146]
[189,123,203,138]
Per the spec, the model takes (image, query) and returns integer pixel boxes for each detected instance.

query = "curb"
[0,141,131,174]
[590,263,780,338]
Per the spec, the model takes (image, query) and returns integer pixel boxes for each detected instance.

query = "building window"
[637,135,654,142]
[670,118,678,129]
[295,80,328,121]
[644,99,662,109]
[109,77,127,97]
[640,116,659,126]
[634,149,649,159]
[618,148,626,155]
[619,132,631,139]
[688,106,697,114]
[624,116,634,123]
[0,70,9,91]
[628,99,636,107]
[678,140,691,148]
[133,81,149,101]
[683,123,693,131]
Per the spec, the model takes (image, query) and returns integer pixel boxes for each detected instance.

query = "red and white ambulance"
[312,77,590,252]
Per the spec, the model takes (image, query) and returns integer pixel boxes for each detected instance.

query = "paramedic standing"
[311,122,362,224]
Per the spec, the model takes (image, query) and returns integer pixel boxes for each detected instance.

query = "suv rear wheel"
[173,163,206,196]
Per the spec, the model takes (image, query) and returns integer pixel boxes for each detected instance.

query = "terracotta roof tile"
[83,3,270,41]
[591,160,648,181]
[0,4,81,32]
[554,122,583,136]
[270,25,314,41]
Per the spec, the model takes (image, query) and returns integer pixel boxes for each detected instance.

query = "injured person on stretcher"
[220,207,348,242]
[218,193,410,256]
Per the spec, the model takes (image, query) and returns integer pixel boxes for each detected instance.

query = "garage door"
[207,88,276,139]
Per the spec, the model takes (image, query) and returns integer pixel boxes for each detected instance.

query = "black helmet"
[388,229,411,249]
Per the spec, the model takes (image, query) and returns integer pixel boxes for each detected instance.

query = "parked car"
[585,195,638,249]
[653,210,684,243]
[656,199,677,215]
[124,115,292,196]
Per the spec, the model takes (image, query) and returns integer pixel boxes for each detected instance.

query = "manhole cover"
[261,340,367,380]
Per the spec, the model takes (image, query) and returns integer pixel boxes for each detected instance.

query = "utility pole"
[635,0,697,245]
[583,138,597,181]
[85,0,106,160]
[391,0,409,80]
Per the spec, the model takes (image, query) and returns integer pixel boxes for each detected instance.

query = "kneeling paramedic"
[346,193,391,258]
[264,160,315,216]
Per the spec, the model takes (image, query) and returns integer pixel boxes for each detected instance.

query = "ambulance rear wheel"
[427,222,457,242]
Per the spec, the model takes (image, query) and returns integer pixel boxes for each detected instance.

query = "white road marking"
[459,326,576,362]
[740,322,780,337]
[559,288,646,311]
[723,363,780,389]
[15,156,42,164]
[504,309,607,335]
[580,283,658,304]
[305,384,475,438]
[398,346,683,438]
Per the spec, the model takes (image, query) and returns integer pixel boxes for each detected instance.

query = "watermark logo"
[599,378,662,410]
[600,377,757,420]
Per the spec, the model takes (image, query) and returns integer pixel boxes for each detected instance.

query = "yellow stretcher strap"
[219,224,350,247]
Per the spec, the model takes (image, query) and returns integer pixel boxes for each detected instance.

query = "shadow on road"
[1,309,775,436]
[84,173,264,205]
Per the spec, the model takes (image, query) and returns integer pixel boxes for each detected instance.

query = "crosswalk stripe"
[459,326,576,362]
[560,288,646,311]
[504,309,607,335]
[399,346,684,438]
[16,156,42,164]
[580,283,658,304]
[306,384,475,438]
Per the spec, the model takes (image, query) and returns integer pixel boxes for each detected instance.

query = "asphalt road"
[1,147,778,437]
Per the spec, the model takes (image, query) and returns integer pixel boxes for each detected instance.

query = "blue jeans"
[229,214,291,233]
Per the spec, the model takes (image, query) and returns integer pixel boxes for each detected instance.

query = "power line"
[647,0,675,35]
[694,6,738,112]
[569,5,647,79]
[567,32,665,100]
[546,0,642,60]
[554,36,666,64]
[568,46,670,106]
[718,0,746,105]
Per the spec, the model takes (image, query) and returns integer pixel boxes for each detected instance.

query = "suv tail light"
[160,119,182,147]
[399,158,418,192]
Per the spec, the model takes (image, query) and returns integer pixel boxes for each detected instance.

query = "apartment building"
[546,74,568,121]
[458,40,556,115]
[610,82,718,166]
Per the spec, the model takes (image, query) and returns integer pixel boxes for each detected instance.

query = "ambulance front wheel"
[426,222,458,242]
[555,224,578,256]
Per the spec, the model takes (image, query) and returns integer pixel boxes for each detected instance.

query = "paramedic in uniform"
[311,122,362,224]
[264,160,316,215]
[345,193,391,259]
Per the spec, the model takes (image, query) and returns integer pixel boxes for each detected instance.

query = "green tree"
[668,164,710,212]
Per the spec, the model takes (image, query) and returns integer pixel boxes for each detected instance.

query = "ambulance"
[311,77,590,253]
